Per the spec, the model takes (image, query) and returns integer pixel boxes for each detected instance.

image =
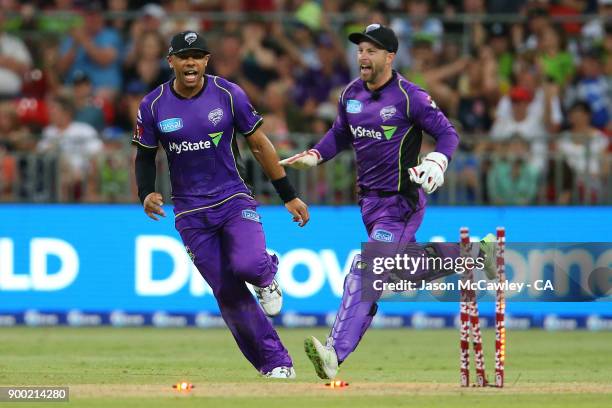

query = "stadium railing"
[0,133,609,206]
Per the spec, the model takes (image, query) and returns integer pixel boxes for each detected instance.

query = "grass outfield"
[1,327,611,407]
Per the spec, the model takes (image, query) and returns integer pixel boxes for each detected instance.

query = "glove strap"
[308,149,322,161]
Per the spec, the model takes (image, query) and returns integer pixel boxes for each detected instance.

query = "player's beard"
[360,63,380,84]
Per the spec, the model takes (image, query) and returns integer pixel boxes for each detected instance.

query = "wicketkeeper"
[281,24,497,379]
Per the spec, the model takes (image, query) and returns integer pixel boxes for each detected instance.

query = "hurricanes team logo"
[184,32,197,45]
[379,105,396,122]
[208,108,224,126]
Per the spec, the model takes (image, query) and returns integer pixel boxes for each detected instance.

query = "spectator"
[500,58,564,124]
[294,35,350,118]
[404,34,469,118]
[283,22,320,71]
[391,0,444,69]
[0,142,15,200]
[457,56,494,134]
[487,134,540,205]
[123,29,169,89]
[208,32,249,83]
[564,49,611,130]
[37,95,102,202]
[536,25,575,87]
[37,0,82,34]
[240,19,278,91]
[343,1,373,77]
[140,3,166,34]
[582,0,612,49]
[548,0,585,37]
[491,86,551,170]
[73,71,107,132]
[510,59,563,133]
[294,0,323,32]
[57,1,122,99]
[107,0,131,40]
[487,23,514,87]
[260,81,306,152]
[0,101,36,152]
[271,51,297,91]
[558,101,609,202]
[0,100,37,201]
[0,10,33,98]
[93,133,130,203]
[522,7,552,51]
[161,0,200,38]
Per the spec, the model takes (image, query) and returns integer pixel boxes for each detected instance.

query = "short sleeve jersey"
[132,75,263,217]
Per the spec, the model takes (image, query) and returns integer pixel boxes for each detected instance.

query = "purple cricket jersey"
[132,75,262,217]
[314,71,459,201]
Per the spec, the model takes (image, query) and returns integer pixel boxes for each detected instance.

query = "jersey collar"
[170,75,208,100]
[363,70,397,94]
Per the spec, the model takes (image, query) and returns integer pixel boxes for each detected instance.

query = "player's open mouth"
[360,65,372,74]
[184,70,199,82]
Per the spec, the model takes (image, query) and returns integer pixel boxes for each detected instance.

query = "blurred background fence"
[1,133,609,205]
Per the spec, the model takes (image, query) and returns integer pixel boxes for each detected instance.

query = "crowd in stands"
[0,0,609,204]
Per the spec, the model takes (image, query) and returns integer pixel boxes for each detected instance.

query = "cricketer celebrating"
[132,31,309,379]
[281,24,497,379]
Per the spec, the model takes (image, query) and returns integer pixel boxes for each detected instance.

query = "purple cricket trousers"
[175,195,292,374]
[329,191,460,363]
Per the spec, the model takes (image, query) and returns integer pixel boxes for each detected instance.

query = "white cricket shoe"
[304,336,338,379]
[254,279,282,317]
[263,366,296,379]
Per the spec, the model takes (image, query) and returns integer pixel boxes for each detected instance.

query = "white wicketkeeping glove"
[408,152,448,194]
[279,149,322,170]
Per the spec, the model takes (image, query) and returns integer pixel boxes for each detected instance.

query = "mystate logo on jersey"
[350,124,398,141]
[168,132,224,154]
[168,140,212,154]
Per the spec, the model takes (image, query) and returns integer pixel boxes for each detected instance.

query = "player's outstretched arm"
[246,129,310,227]
[279,149,322,170]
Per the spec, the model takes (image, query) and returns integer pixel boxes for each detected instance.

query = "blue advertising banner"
[0,205,611,327]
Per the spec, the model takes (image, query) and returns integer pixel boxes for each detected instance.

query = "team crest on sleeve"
[427,95,438,109]
[133,109,143,141]
[208,108,224,126]
[379,105,397,122]
[346,99,363,114]
[133,123,143,141]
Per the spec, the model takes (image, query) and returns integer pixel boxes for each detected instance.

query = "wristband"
[271,176,298,203]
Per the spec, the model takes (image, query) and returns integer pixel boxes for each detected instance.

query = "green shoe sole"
[304,337,329,380]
